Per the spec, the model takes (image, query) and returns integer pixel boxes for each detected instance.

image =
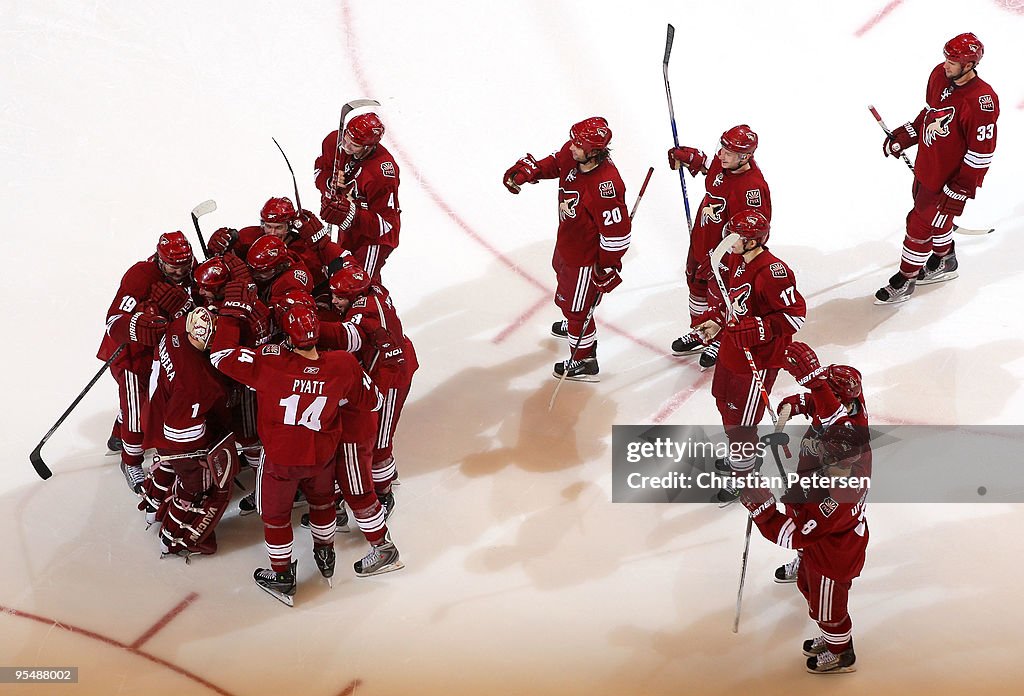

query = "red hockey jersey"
[912,63,999,195]
[705,248,806,372]
[689,157,771,277]
[211,328,383,468]
[533,142,631,270]
[315,133,401,253]
[144,315,230,454]
[97,258,196,371]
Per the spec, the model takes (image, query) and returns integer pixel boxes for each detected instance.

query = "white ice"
[2,1,1023,694]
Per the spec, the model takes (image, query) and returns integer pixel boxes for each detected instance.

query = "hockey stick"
[868,105,915,173]
[707,235,792,458]
[733,407,791,633]
[190,199,217,259]
[325,99,382,239]
[663,24,692,232]
[272,137,303,215]
[869,106,994,236]
[547,167,655,410]
[30,344,126,480]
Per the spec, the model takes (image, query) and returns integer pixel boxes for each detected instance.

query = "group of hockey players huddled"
[98,110,413,606]
[501,32,995,675]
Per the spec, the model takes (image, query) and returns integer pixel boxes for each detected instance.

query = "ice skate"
[238,491,257,516]
[553,343,600,383]
[775,555,800,583]
[254,560,297,607]
[300,505,350,533]
[874,272,916,304]
[699,340,719,370]
[916,250,959,285]
[550,319,569,339]
[106,435,123,454]
[806,647,856,674]
[715,476,740,507]
[120,461,146,496]
[802,635,829,657]
[313,546,336,587]
[671,330,704,356]
[354,534,404,577]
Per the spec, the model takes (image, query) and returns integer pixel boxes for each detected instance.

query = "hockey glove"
[221,253,253,284]
[220,279,256,321]
[127,310,168,346]
[207,227,239,256]
[938,183,969,217]
[739,484,776,522]
[503,154,539,194]
[371,327,406,375]
[321,192,364,230]
[293,210,329,249]
[778,393,809,418]
[882,122,918,158]
[150,281,193,317]
[592,266,622,293]
[783,341,827,387]
[667,146,707,176]
[728,316,773,348]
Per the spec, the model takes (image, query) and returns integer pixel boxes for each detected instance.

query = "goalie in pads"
[139,307,238,557]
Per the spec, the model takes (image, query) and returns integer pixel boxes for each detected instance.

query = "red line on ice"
[130,591,199,649]
[854,0,905,37]
[0,603,236,695]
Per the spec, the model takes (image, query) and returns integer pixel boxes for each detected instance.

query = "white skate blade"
[551,371,600,383]
[356,559,405,578]
[256,583,295,607]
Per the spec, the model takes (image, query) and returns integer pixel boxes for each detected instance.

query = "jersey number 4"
[279,394,327,431]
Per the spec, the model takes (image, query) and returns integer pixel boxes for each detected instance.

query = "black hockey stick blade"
[953,224,994,235]
[30,444,52,480]
[664,24,675,65]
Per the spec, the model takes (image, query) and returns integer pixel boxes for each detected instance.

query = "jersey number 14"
[279,394,327,431]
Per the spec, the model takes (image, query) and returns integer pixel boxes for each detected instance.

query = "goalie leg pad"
[138,462,176,524]
[159,479,231,556]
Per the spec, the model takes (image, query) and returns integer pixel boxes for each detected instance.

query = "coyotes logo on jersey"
[923,106,955,147]
[701,195,727,226]
[558,188,580,221]
[728,283,752,317]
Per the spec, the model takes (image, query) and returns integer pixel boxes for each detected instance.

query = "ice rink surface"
[2,1,1023,694]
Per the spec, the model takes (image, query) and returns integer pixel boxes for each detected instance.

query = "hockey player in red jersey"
[98,231,196,493]
[694,211,805,501]
[875,32,999,304]
[245,234,314,309]
[322,260,418,512]
[740,342,870,675]
[138,307,237,557]
[206,197,348,290]
[668,124,771,368]
[315,112,401,284]
[772,350,867,584]
[211,305,401,606]
[503,116,631,381]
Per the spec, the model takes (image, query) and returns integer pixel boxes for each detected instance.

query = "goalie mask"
[185,306,216,350]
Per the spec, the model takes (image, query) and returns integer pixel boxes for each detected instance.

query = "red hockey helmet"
[944,32,984,66]
[261,197,297,224]
[329,260,372,299]
[720,124,758,155]
[821,425,866,469]
[246,235,290,275]
[724,210,770,245]
[274,288,313,317]
[283,305,320,350]
[826,364,863,403]
[345,113,385,147]
[157,231,194,267]
[570,117,612,151]
[194,257,231,294]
